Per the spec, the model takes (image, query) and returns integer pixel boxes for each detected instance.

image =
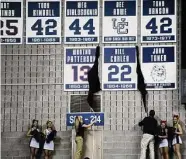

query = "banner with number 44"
[64,0,99,44]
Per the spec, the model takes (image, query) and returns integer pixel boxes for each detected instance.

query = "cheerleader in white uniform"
[43,121,56,159]
[27,119,40,159]
[172,115,183,159]
[158,120,169,159]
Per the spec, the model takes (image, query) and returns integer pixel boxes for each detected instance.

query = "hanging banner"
[141,45,177,90]
[26,0,61,44]
[102,46,137,90]
[0,0,23,44]
[141,0,176,43]
[64,47,96,91]
[66,113,104,126]
[102,0,137,43]
[64,0,99,44]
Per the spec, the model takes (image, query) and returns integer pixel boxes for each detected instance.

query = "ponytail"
[75,117,79,133]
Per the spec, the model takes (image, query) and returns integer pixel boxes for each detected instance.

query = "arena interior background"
[1,0,186,159]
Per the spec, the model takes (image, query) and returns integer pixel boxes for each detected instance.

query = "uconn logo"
[112,18,128,34]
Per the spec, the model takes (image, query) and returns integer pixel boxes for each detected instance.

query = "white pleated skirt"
[30,138,39,149]
[159,139,168,148]
[43,140,54,151]
[172,136,182,145]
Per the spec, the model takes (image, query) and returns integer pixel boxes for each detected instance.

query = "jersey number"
[72,65,91,81]
[69,19,95,35]
[146,17,172,34]
[108,65,131,81]
[31,19,57,35]
[0,20,18,36]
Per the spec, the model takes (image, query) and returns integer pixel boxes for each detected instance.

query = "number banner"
[141,45,177,90]
[26,0,61,44]
[102,0,137,43]
[0,0,23,44]
[64,47,96,91]
[64,0,99,44]
[102,46,137,90]
[66,113,104,126]
[141,0,176,43]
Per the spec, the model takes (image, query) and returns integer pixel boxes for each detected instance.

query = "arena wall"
[1,0,186,159]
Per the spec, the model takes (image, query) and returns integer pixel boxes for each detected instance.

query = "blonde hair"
[173,115,180,128]
[74,117,80,132]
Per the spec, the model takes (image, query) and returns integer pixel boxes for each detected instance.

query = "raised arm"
[139,118,145,126]
[82,121,95,128]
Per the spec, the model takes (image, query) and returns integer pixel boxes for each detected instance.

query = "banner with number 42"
[26,0,61,44]
[141,0,176,43]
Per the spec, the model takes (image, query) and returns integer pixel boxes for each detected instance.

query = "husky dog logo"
[151,65,166,82]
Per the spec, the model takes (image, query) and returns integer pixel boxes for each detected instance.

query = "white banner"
[102,0,137,43]
[141,0,176,43]
[141,45,177,90]
[0,0,23,44]
[26,0,61,44]
[64,47,96,91]
[64,0,99,44]
[102,46,137,90]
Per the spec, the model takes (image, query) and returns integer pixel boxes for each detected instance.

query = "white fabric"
[172,136,182,145]
[44,140,54,150]
[43,129,54,151]
[159,139,168,148]
[30,137,39,148]
[140,133,155,159]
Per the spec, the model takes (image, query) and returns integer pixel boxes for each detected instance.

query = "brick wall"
[1,131,72,159]
[1,130,186,159]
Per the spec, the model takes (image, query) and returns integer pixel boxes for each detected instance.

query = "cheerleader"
[27,119,40,159]
[172,115,183,159]
[158,120,169,159]
[43,121,56,159]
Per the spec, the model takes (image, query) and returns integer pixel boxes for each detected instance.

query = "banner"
[64,47,96,91]
[64,0,99,44]
[102,46,137,90]
[141,0,176,43]
[102,0,137,43]
[66,113,104,126]
[0,0,23,44]
[26,0,61,44]
[141,45,177,90]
